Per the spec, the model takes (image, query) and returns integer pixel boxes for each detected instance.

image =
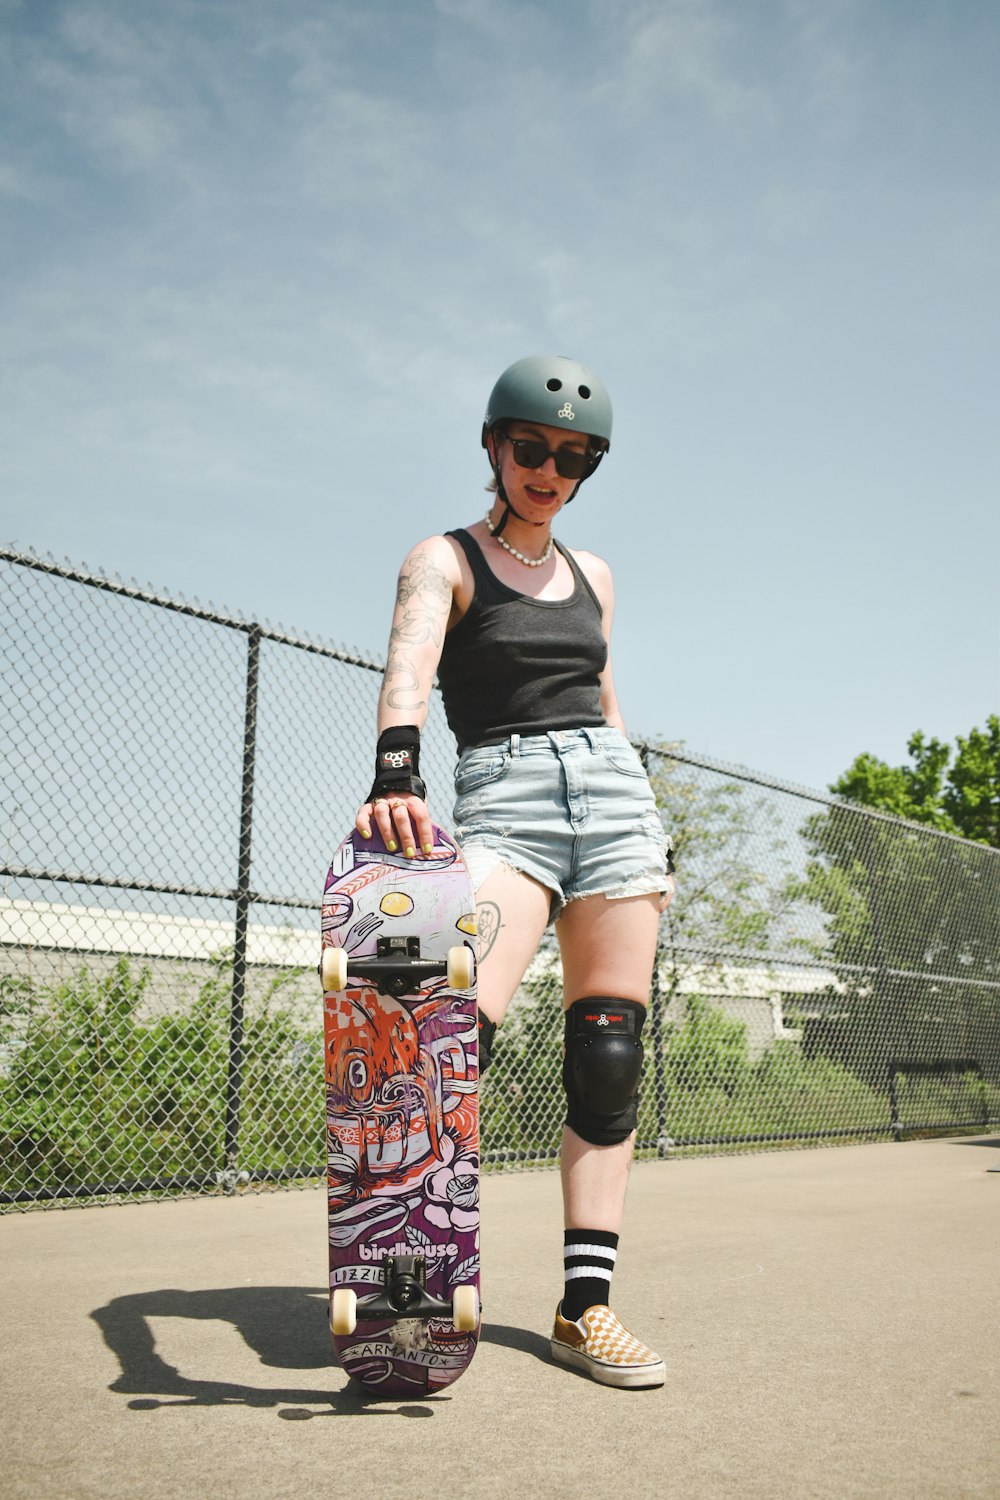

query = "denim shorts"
[451,726,671,922]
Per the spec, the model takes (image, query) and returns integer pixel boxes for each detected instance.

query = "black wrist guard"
[369,724,428,802]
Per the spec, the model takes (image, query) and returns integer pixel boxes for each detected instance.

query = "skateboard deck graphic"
[322,822,480,1395]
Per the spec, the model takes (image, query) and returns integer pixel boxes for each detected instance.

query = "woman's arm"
[357,536,459,854]
[377,538,457,730]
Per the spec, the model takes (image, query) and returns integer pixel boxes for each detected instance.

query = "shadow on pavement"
[90,1286,445,1418]
[480,1321,551,1364]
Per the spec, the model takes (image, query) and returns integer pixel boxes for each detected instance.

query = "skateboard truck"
[321,936,475,997]
[331,1254,479,1336]
[361,1256,453,1320]
[355,938,452,999]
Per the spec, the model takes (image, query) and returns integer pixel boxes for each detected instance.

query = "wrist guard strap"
[369,724,428,802]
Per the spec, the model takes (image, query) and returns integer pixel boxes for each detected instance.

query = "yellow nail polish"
[387,840,398,852]
[361,829,371,839]
[423,843,433,855]
[405,846,415,859]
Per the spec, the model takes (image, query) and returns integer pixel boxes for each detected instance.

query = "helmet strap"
[492,498,513,537]
[563,445,605,506]
[492,476,545,535]
[492,474,516,536]
[488,431,542,536]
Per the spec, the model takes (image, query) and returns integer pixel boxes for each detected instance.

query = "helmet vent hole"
[578,384,591,400]
[546,378,562,392]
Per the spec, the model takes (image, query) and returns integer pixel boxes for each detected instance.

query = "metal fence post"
[224,623,261,1190]
[860,820,899,1139]
[638,743,670,1157]
[650,941,669,1156]
[886,1062,902,1141]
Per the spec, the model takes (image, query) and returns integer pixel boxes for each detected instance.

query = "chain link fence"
[2,546,998,1209]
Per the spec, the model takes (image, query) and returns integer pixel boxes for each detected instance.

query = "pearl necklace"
[485,511,554,567]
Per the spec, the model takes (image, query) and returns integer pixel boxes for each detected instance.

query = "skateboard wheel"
[321,946,349,993]
[331,1287,358,1336]
[447,944,474,990]
[452,1284,479,1332]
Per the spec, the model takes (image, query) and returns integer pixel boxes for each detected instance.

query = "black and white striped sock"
[561,1229,619,1323]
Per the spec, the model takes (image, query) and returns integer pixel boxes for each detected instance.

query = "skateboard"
[321,820,480,1395]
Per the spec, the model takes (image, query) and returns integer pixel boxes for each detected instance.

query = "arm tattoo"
[383,551,453,712]
[395,552,452,614]
[384,643,425,711]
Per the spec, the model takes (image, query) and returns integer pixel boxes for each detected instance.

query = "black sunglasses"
[503,432,594,481]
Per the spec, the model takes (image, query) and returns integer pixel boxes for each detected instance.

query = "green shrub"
[0,956,323,1197]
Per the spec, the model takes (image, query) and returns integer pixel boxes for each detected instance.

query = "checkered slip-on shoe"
[550,1305,666,1388]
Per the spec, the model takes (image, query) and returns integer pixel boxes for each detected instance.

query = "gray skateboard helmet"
[482,354,613,451]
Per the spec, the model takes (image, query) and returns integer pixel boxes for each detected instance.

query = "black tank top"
[437,528,608,753]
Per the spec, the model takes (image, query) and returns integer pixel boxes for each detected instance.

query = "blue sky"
[1,0,997,795]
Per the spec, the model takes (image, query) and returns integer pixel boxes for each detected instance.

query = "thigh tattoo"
[476,900,502,963]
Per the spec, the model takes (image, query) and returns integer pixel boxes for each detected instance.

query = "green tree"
[647,746,798,961]
[944,718,1000,847]
[832,716,1000,849]
[792,779,1000,1093]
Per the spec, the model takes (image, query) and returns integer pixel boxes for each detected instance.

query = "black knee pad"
[477,1010,497,1076]
[563,997,646,1146]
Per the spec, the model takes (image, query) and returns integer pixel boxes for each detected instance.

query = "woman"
[356,354,674,1388]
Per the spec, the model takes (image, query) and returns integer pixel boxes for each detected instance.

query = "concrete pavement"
[3,1136,998,1500]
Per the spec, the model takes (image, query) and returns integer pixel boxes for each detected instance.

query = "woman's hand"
[355,793,435,859]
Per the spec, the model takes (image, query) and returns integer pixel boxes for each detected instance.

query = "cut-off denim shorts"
[451,726,671,922]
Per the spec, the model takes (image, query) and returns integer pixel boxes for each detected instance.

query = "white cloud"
[594,0,774,124]
[0,159,40,200]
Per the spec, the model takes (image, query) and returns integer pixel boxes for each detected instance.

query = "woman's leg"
[557,888,661,1005]
[548,890,666,1384]
[473,861,553,1026]
[469,869,666,1383]
[555,890,661,1232]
